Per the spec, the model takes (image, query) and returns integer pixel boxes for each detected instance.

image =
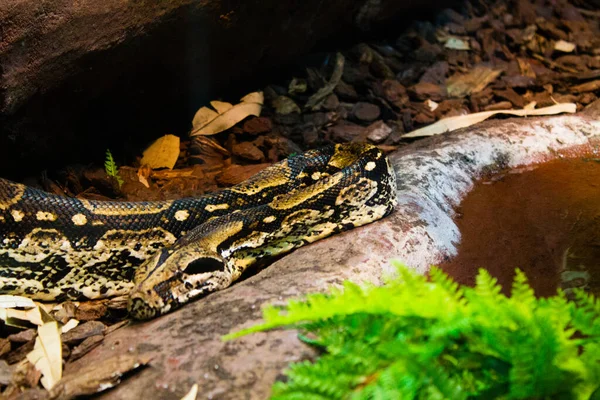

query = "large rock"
[64,103,600,399]
[0,0,447,178]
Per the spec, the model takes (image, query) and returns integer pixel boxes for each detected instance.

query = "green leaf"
[225,264,600,399]
[104,149,124,188]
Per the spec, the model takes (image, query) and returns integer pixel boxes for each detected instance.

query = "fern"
[225,264,600,399]
[104,149,124,188]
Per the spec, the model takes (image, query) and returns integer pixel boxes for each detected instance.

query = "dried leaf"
[191,92,264,136]
[446,65,502,98]
[554,40,576,53]
[140,134,180,170]
[436,30,470,50]
[26,322,62,390]
[180,384,199,400]
[0,295,37,309]
[403,103,577,138]
[191,107,219,130]
[288,78,307,94]
[305,53,345,110]
[3,307,44,327]
[209,101,233,114]
[48,354,151,399]
[523,101,537,110]
[272,96,301,115]
[425,99,439,111]
[444,37,470,50]
[60,320,79,334]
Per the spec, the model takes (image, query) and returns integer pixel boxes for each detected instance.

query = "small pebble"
[483,101,513,111]
[352,102,381,122]
[302,128,320,146]
[365,121,392,143]
[232,142,264,162]
[243,117,272,135]
[334,80,359,101]
[408,82,446,101]
[329,122,366,142]
[322,94,340,111]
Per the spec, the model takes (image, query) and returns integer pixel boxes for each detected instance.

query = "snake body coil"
[0,143,396,319]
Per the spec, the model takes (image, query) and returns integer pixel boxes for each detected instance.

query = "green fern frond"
[510,269,536,310]
[226,265,600,399]
[104,149,124,188]
[570,289,600,337]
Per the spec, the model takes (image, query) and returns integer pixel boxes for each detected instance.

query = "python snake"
[0,143,396,319]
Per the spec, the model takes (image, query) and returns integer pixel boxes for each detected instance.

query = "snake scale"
[0,143,396,319]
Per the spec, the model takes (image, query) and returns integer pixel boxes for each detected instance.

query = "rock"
[0,360,11,386]
[328,121,366,142]
[351,102,381,122]
[419,61,449,85]
[408,82,447,101]
[264,135,303,161]
[376,79,409,109]
[62,321,107,345]
[365,121,392,143]
[273,111,302,126]
[302,112,330,128]
[217,164,271,186]
[69,335,104,362]
[413,41,443,62]
[302,128,320,146]
[483,101,513,111]
[7,329,36,344]
[322,94,340,111]
[0,338,10,358]
[334,80,359,101]
[495,88,525,108]
[413,112,436,125]
[232,142,265,162]
[384,123,405,145]
[243,117,273,135]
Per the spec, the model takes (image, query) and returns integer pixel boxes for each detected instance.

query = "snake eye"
[183,257,224,276]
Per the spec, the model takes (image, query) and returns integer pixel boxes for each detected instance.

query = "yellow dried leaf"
[425,99,439,111]
[26,321,62,390]
[61,319,79,333]
[446,66,503,98]
[137,165,152,188]
[192,107,219,130]
[180,384,198,400]
[191,91,264,136]
[554,40,576,53]
[444,37,470,50]
[240,91,264,104]
[140,134,180,170]
[210,101,233,114]
[273,96,301,115]
[0,295,37,309]
[403,103,576,138]
[6,307,43,326]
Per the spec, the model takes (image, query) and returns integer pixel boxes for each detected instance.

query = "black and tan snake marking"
[0,143,396,319]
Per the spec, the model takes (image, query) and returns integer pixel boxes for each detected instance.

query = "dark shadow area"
[0,0,452,180]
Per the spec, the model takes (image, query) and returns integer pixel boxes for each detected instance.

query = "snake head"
[127,246,229,320]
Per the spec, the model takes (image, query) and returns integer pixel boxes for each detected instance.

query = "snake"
[0,143,397,319]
